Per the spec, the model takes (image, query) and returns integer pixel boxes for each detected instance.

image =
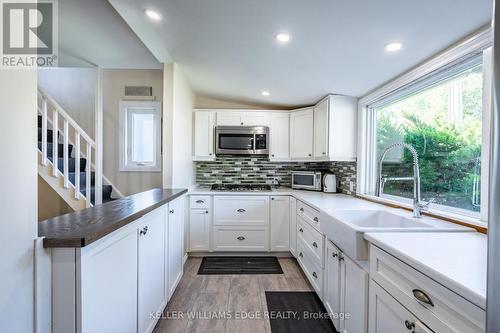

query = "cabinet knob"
[299,228,304,233]
[240,122,244,125]
[271,154,275,157]
[169,209,174,214]
[412,289,434,307]
[271,197,275,200]
[313,217,319,222]
[404,320,415,330]
[237,208,246,213]
[237,236,245,241]
[205,210,209,214]
[308,153,312,157]
[139,226,149,236]
[332,252,338,258]
[195,200,205,204]
[209,153,212,156]
[299,208,304,212]
[312,272,318,279]
[322,152,326,155]
[312,242,318,248]
[299,252,303,258]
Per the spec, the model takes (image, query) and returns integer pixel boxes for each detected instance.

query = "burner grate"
[210,184,272,191]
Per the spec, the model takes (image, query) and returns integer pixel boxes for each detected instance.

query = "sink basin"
[320,209,473,261]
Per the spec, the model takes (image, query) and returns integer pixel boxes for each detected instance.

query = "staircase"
[37,89,118,210]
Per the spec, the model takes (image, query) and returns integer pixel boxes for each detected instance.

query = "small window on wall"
[119,101,161,172]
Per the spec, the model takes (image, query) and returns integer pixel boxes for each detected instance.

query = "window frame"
[356,28,492,226]
[119,100,162,172]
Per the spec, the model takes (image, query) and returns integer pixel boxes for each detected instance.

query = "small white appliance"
[322,174,337,193]
[291,171,322,191]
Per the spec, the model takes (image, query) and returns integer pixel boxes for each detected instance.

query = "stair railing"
[38,88,97,208]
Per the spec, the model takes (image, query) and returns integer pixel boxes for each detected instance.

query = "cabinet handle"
[322,152,326,155]
[299,228,304,233]
[299,252,303,258]
[237,236,245,241]
[139,226,148,236]
[299,208,304,212]
[338,254,344,261]
[205,210,209,214]
[308,153,312,157]
[237,208,246,213]
[412,289,434,307]
[404,320,415,330]
[169,209,174,214]
[312,242,318,248]
[332,252,338,258]
[312,272,318,279]
[313,217,319,222]
[195,200,205,204]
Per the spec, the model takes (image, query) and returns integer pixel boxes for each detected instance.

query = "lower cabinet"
[167,197,185,300]
[289,197,297,256]
[138,209,166,333]
[325,240,368,333]
[213,226,270,251]
[270,196,290,251]
[369,280,433,333]
[189,209,211,251]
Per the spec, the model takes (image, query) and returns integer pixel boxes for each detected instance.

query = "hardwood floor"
[153,257,313,333]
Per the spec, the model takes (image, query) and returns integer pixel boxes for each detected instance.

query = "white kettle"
[322,174,337,193]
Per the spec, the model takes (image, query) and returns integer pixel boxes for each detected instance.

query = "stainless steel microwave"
[215,126,269,155]
[291,171,323,191]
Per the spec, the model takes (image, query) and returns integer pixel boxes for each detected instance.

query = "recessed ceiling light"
[275,33,290,43]
[385,42,402,52]
[262,91,270,96]
[145,9,162,21]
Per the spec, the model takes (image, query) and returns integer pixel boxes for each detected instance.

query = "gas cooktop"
[210,184,273,191]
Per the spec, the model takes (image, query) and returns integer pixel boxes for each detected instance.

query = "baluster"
[75,133,80,199]
[86,143,92,208]
[41,98,48,166]
[63,120,69,188]
[52,110,58,176]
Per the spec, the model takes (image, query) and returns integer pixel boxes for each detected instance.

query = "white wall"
[162,63,195,188]
[38,68,96,138]
[0,69,37,332]
[195,95,289,110]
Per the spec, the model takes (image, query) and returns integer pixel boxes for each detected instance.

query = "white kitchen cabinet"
[213,195,269,226]
[289,197,297,257]
[369,280,432,333]
[290,108,314,159]
[189,209,211,251]
[325,240,368,333]
[138,209,166,333]
[213,225,270,251]
[167,197,185,299]
[216,111,242,126]
[269,112,290,160]
[270,196,290,251]
[216,111,270,126]
[193,111,215,161]
[313,98,329,159]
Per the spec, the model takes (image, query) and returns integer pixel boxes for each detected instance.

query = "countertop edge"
[41,188,188,248]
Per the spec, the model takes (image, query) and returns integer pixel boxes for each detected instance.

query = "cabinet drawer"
[214,196,269,226]
[297,216,324,267]
[370,245,485,333]
[297,240,323,297]
[297,200,321,231]
[190,196,210,209]
[213,226,269,251]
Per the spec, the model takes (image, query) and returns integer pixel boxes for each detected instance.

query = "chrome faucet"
[376,143,433,218]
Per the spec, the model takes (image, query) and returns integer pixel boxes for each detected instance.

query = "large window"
[359,39,492,223]
[119,101,161,172]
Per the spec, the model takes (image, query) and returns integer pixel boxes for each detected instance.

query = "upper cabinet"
[313,99,329,159]
[193,111,215,161]
[216,111,270,126]
[290,108,314,159]
[270,112,290,161]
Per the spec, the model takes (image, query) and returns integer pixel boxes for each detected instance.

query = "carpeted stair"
[38,115,115,205]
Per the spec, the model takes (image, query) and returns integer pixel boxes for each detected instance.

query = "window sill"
[356,193,487,234]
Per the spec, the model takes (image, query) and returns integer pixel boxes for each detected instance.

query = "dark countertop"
[38,188,188,248]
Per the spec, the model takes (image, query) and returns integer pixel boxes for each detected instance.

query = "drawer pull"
[338,254,344,261]
[139,226,148,236]
[169,209,174,214]
[299,228,304,233]
[237,208,246,213]
[312,242,318,248]
[299,252,303,258]
[332,252,338,258]
[312,272,318,279]
[404,320,415,330]
[195,200,205,204]
[313,217,319,222]
[412,289,434,307]
[237,236,246,241]
[300,208,304,212]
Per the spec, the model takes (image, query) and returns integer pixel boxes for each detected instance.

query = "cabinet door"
[324,242,342,330]
[289,197,297,256]
[341,254,368,333]
[369,280,423,333]
[216,111,242,126]
[290,108,314,159]
[270,112,290,160]
[194,112,215,160]
[213,196,269,226]
[314,99,329,159]
[270,196,290,251]
[242,112,270,126]
[138,209,166,333]
[189,209,211,251]
[167,197,185,299]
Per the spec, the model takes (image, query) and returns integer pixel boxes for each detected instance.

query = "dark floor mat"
[197,256,283,275]
[265,291,337,333]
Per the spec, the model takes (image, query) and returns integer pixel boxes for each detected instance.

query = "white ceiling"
[109,0,492,107]
[58,0,161,69]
